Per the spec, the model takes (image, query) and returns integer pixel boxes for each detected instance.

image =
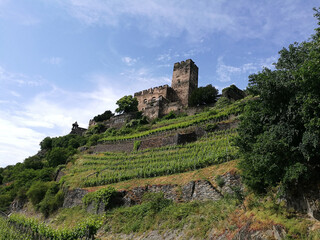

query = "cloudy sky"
[0,0,319,168]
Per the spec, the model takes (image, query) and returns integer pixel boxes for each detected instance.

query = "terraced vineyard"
[65,128,238,187]
[0,217,33,240]
[98,98,245,143]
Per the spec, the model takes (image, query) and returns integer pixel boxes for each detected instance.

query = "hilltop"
[1,8,320,238]
[0,94,319,240]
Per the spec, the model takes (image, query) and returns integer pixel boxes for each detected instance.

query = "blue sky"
[0,0,318,167]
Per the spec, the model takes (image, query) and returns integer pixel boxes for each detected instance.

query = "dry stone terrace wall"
[63,171,243,214]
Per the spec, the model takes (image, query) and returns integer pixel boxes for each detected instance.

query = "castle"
[134,59,198,119]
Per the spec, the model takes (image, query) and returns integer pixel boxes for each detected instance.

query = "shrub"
[39,190,64,217]
[142,192,172,213]
[189,84,219,106]
[82,187,117,211]
[26,181,50,207]
[46,147,69,167]
[215,175,225,188]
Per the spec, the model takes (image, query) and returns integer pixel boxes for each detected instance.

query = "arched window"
[143,99,147,104]
[152,97,156,102]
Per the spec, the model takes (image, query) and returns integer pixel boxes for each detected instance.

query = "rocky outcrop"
[9,198,27,212]
[63,188,88,208]
[231,222,286,240]
[281,186,320,220]
[182,180,222,202]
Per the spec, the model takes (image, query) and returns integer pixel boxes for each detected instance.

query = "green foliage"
[141,192,172,213]
[46,147,70,167]
[162,111,177,120]
[70,128,238,187]
[93,110,113,122]
[133,140,141,151]
[0,217,33,240]
[8,213,102,240]
[105,197,237,237]
[215,175,225,188]
[82,187,117,211]
[236,9,320,192]
[205,123,218,132]
[40,136,52,150]
[39,189,64,217]
[189,84,219,106]
[215,97,231,109]
[23,155,44,170]
[26,181,50,207]
[115,95,138,114]
[87,134,101,147]
[100,101,244,143]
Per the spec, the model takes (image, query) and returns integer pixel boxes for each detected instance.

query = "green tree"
[46,147,69,167]
[115,95,138,114]
[93,110,114,122]
[40,137,52,151]
[189,84,219,106]
[236,8,320,193]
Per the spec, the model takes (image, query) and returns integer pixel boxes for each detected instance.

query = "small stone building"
[134,59,198,119]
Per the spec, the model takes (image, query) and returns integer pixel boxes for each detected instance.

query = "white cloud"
[215,55,278,83]
[0,67,126,167]
[121,56,137,66]
[0,66,44,86]
[59,0,318,43]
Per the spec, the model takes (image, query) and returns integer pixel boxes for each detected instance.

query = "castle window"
[159,95,163,100]
[152,97,156,102]
[142,108,145,111]
[144,99,147,104]
[177,80,180,84]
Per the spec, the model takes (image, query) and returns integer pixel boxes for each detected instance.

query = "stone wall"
[171,59,198,107]
[134,85,170,112]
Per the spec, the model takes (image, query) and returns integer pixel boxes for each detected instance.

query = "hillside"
[0,94,320,240]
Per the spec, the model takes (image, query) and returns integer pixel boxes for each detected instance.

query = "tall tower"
[171,59,198,107]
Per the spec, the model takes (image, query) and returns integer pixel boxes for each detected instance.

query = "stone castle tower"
[171,59,198,107]
[134,59,198,119]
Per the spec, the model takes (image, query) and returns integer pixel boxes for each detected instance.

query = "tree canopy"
[189,84,219,106]
[93,110,114,122]
[236,8,320,193]
[115,95,138,114]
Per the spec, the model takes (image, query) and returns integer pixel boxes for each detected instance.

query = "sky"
[0,0,319,168]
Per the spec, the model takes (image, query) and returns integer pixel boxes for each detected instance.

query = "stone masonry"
[134,59,198,119]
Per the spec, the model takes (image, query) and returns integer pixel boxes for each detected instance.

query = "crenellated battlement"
[134,59,198,119]
[173,59,194,70]
[134,84,169,97]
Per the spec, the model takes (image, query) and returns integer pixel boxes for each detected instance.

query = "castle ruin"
[134,59,198,119]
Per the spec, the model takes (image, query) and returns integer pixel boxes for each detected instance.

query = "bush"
[39,190,64,217]
[142,192,172,213]
[26,181,50,207]
[40,137,52,151]
[93,110,113,122]
[46,147,70,167]
[24,155,44,170]
[82,187,117,211]
[189,84,219,106]
[215,175,225,188]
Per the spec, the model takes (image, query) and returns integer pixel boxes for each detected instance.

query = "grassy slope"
[6,98,320,239]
